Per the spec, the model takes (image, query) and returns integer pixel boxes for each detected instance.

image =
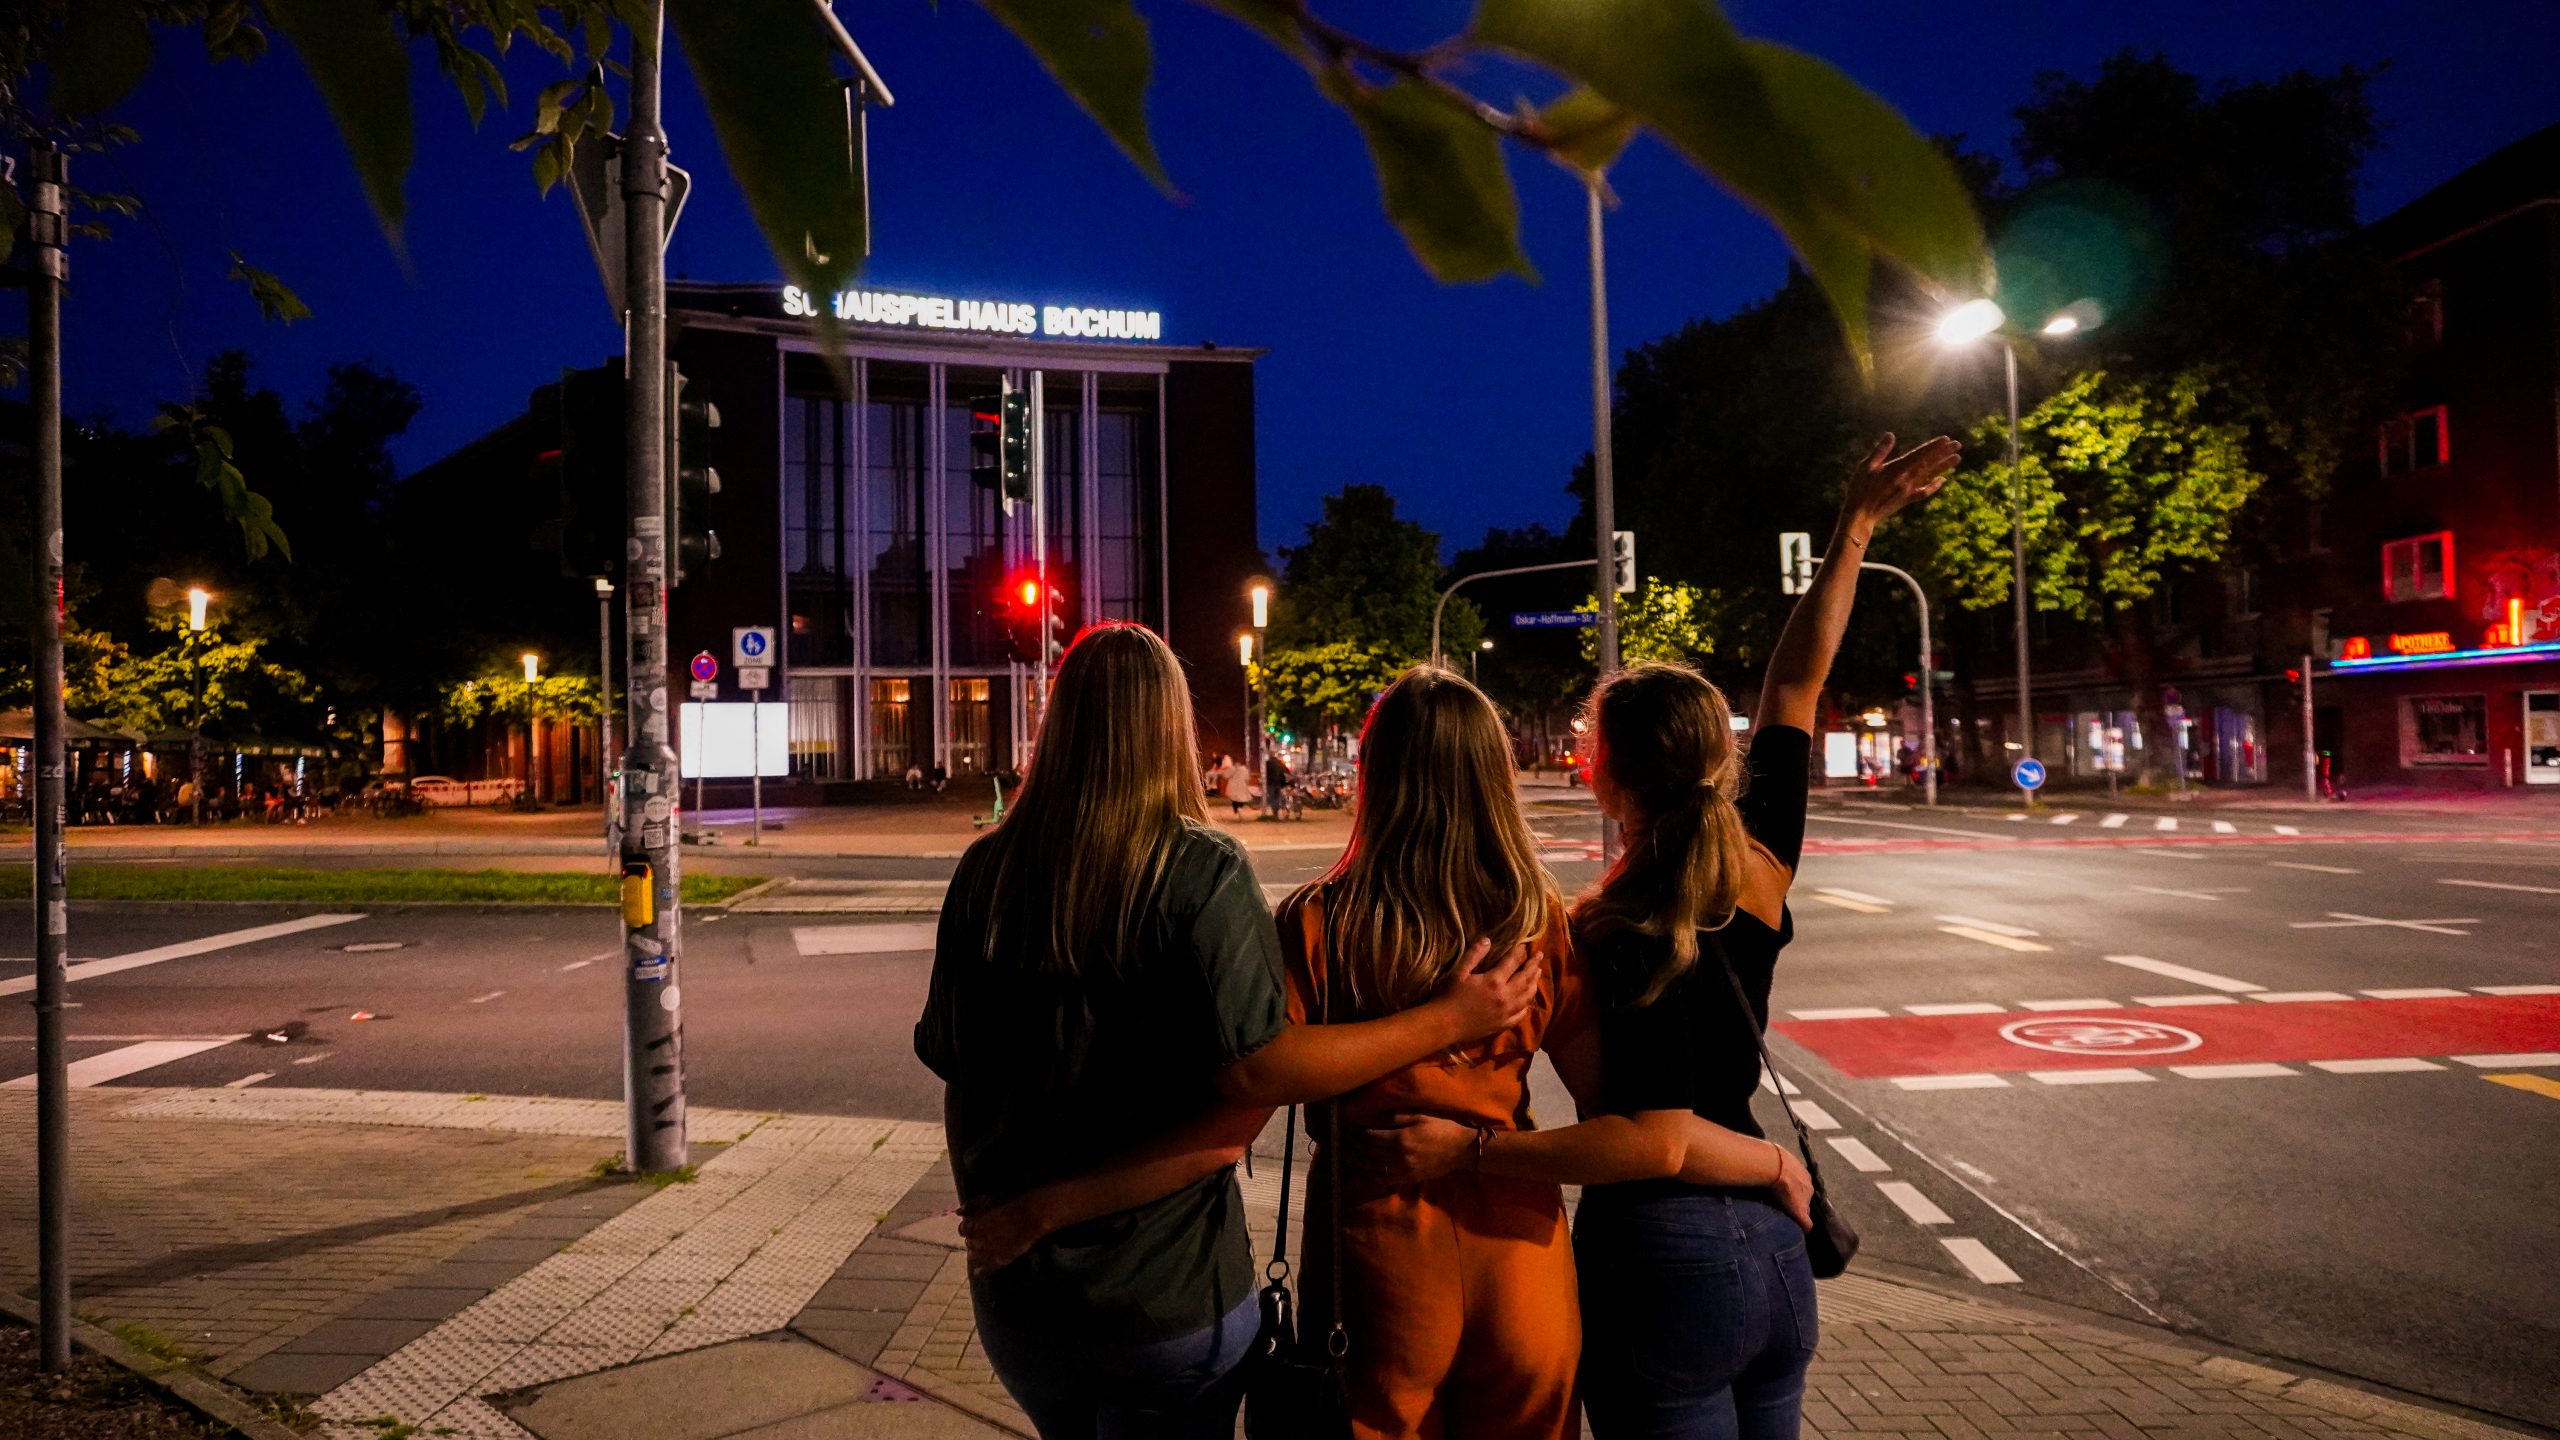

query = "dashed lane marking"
[1828,1137,1891,1172]
[2311,1057,2443,1073]
[2097,954,2262,993]
[466,991,504,1005]
[2440,878,2560,896]
[1809,891,1890,914]
[1792,1101,1840,1131]
[2134,994,2241,1007]
[2134,846,2211,861]
[2019,998,2119,1011]
[2129,885,2247,901]
[1757,1070,1801,1096]
[224,1071,274,1089]
[2049,813,2080,825]
[4,1037,245,1089]
[2154,817,2178,832]
[2453,1052,2560,1067]
[1937,927,2052,952]
[2251,991,2353,1003]
[1876,1181,1953,1225]
[1815,887,1891,906]
[559,960,593,972]
[2099,814,2128,828]
[291,1054,327,1065]
[0,915,367,999]
[2029,1068,2154,1085]
[1893,1074,2011,1090]
[1941,1237,2024,1284]
[2211,821,2238,834]
[2486,1073,2560,1100]
[2289,912,2478,936]
[2168,1063,2299,1079]
[2271,861,2360,874]
[1791,1006,1892,1020]
[2361,987,2467,999]
[1906,1002,2007,1016]
[2273,825,2303,836]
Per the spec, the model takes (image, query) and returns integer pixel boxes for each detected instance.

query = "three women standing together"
[917,436,1959,1440]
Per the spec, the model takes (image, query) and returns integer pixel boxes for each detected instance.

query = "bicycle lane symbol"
[1998,1017,2202,1057]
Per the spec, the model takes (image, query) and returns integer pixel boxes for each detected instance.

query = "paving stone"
[340,1287,490,1322]
[809,1275,929,1312]
[228,1349,380,1397]
[278,1317,443,1357]
[835,1250,949,1282]
[497,1334,876,1440]
[795,1316,906,1365]
[414,1259,543,1290]
[449,1236,575,1264]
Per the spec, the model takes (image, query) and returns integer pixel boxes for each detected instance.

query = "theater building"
[662,280,1263,795]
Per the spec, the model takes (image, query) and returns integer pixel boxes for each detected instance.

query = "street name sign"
[1513,611,1598,629]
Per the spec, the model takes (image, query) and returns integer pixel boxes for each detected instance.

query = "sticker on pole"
[733,627,775,667]
[1999,1017,2200,1057]
[689,652,719,683]
[2011,757,2047,791]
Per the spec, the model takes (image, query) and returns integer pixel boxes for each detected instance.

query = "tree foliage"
[440,668,606,728]
[97,612,319,740]
[1267,483,1481,665]
[1258,639,1402,737]
[1578,578,1727,668]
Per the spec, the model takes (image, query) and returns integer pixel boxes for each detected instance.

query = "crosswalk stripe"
[2359,987,2466,999]
[2154,817,2178,831]
[2049,813,2080,825]
[2099,814,2128,828]
[2168,1063,2299,1079]
[2132,994,2242,1007]
[1940,1237,2022,1284]
[1906,1002,2006,1016]
[1790,1006,1891,1020]
[2452,1053,2560,1068]
[0,916,366,999]
[4,1036,244,1089]
[2310,1058,2443,1073]
[1827,1137,1891,1172]
[2250,991,2353,1003]
[2029,1068,2154,1085]
[2273,825,2302,835]
[1876,1181,1953,1225]
[2476,984,2560,996]
[2018,999,2118,1011]
[1893,1074,2010,1091]
[2211,820,2238,834]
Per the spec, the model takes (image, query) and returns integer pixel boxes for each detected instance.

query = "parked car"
[407,775,526,808]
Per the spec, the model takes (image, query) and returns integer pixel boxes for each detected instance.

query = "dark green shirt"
[915,819,1285,1341]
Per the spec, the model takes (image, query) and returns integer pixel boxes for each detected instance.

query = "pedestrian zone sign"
[2013,757,2047,791]
[733,627,776,667]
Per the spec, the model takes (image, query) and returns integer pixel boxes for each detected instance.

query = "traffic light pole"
[1586,180,1622,864]
[1029,371,1048,732]
[616,1,688,1175]
[27,143,74,1374]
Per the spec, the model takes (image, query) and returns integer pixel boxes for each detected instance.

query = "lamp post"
[1474,638,1493,685]
[1246,580,1270,770]
[1935,300,2036,808]
[521,653,542,801]
[1237,631,1257,777]
[184,587,212,827]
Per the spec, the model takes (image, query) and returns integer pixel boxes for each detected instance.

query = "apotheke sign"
[780,285,1162,341]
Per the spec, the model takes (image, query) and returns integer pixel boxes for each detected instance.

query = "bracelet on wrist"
[1473,1128,1493,1175]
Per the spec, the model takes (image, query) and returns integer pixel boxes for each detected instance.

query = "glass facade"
[785,396,854,668]
[867,363,933,668]
[945,368,1009,667]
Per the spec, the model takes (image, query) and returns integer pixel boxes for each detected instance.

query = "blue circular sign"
[740,630,768,658]
[2012,757,2048,791]
[689,652,718,682]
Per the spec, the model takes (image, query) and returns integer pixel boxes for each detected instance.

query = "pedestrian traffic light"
[1000,385,1034,504]
[1903,671,1920,694]
[966,395,1003,490]
[1611,530,1637,595]
[549,366,626,581]
[670,362,721,588]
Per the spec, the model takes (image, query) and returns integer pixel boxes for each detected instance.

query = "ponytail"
[1572,663,1751,1005]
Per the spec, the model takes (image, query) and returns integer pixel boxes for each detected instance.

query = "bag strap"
[1268,1099,1297,1279]
[1295,894,1352,1362]
[1709,942,1830,1196]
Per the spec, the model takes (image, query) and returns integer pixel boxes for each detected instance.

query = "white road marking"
[2130,885,2247,901]
[1828,1137,1891,1173]
[2211,821,2238,834]
[2310,1058,2443,1074]
[2004,813,2029,823]
[0,915,367,999]
[2154,817,2178,832]
[2440,878,2560,896]
[1789,1006,1891,1020]
[1809,893,1890,914]
[2029,1068,2154,1085]
[1941,1237,2023,1284]
[1757,1070,1801,1096]
[2476,984,2560,996]
[2289,913,2478,936]
[2271,861,2360,874]
[2249,991,2352,1003]
[2049,813,2080,825]
[1936,915,2036,937]
[1937,927,2053,953]
[1893,1074,2011,1091]
[1951,1159,1998,1183]
[2099,814,2129,828]
[1815,887,1892,906]
[2360,987,2467,1000]
[467,991,505,1005]
[1906,1002,2007,1016]
[1808,815,2024,841]
[2132,994,2241,1007]
[793,922,941,956]
[2098,954,2262,993]
[5,1036,244,1089]
[224,1071,274,1089]
[1792,1101,1840,1131]
[1876,1181,1953,1225]
[559,960,593,972]
[291,1054,328,1065]
[2272,825,2302,836]
[2168,1063,2299,1079]
[2018,998,2118,1011]
[2134,847,2211,861]
[2452,1053,2560,1068]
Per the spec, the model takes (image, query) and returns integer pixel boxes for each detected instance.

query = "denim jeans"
[974,1291,1260,1440]
[1574,1186,1820,1440]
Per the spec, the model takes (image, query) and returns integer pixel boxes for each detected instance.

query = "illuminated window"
[2401,694,2486,767]
[2378,406,2448,476]
[2381,532,2453,602]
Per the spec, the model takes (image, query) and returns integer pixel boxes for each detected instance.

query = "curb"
[1842,1255,2555,1440]
[0,1288,304,1440]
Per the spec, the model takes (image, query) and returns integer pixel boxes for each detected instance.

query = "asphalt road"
[5,795,2556,1428]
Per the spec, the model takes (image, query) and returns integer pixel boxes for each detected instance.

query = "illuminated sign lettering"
[2340,636,2372,660]
[2388,631,2454,655]
[779,285,1162,341]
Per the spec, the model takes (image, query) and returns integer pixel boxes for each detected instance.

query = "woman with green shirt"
[916,622,1538,1439]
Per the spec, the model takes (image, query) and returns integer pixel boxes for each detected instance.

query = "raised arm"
[1755,435,1961,735]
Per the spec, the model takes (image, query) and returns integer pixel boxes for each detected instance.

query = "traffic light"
[1903,671,1921,694]
[997,567,1073,666]
[1000,386,1034,503]
[1610,529,1637,595]
[1041,562,1076,666]
[550,366,626,580]
[670,362,721,588]
[966,394,1002,490]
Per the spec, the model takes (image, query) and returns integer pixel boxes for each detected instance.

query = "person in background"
[916,623,1539,1440]
[1261,748,1296,821]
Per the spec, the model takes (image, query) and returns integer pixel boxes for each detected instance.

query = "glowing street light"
[522,652,542,683]
[1934,297,2004,346]
[1238,632,1255,667]
[185,586,211,632]
[1248,580,1271,631]
[1937,300,2030,806]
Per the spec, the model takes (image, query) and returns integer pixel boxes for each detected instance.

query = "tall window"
[2402,695,2486,766]
[866,364,932,667]
[869,678,915,777]
[784,395,852,667]
[1042,372,1085,631]
[2378,406,2448,476]
[788,674,847,780]
[2382,532,2453,602]
[1093,383,1157,623]
[949,678,992,776]
[945,368,1008,666]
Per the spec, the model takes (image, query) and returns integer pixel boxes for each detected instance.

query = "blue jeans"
[1574,1187,1820,1440]
[974,1291,1260,1440]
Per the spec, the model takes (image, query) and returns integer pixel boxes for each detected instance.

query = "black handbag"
[1244,905,1352,1440]
[1713,948,1861,1278]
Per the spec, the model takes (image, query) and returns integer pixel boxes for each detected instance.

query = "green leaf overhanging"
[1323,73,1535,284]
[263,0,416,247]
[45,0,153,116]
[976,0,1171,191]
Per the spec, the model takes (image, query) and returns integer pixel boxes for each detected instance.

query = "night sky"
[46,1,2560,557]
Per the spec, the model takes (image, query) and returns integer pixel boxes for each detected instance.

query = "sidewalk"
[4,1086,2538,1440]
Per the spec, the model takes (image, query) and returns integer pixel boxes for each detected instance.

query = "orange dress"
[1278,890,1591,1440]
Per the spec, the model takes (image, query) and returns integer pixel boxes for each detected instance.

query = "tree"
[100,611,319,742]
[1268,483,1482,666]
[1258,640,1402,741]
[1578,579,1728,668]
[1921,367,2260,782]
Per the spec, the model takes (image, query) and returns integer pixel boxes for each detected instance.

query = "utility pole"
[596,577,616,857]
[616,2,688,1174]
[1586,180,1622,863]
[2301,653,2318,802]
[27,142,72,1373]
[2005,342,2033,809]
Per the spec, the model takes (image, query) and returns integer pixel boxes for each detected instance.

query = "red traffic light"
[1016,578,1041,608]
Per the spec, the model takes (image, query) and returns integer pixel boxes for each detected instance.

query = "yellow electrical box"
[620,863,654,928]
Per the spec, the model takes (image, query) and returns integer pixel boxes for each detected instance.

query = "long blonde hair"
[982,623,1207,975]
[1302,666,1557,1018]
[1572,662,1751,1004]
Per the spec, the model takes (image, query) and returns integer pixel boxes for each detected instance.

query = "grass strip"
[0,867,764,906]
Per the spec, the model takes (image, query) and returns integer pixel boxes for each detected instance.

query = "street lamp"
[1245,580,1271,768]
[1237,631,1257,776]
[522,652,541,683]
[1474,637,1493,685]
[1248,580,1271,631]
[179,586,213,824]
[184,586,211,632]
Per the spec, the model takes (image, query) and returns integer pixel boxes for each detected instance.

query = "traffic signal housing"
[1610,529,1637,595]
[967,394,1003,490]
[1000,386,1034,503]
[543,367,628,580]
[670,362,722,588]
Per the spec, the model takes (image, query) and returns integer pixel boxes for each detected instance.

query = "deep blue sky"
[46,1,2560,556]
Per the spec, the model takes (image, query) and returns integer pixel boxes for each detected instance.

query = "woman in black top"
[1572,435,1958,1440]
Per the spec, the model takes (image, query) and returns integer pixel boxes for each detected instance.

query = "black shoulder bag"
[1713,948,1860,1278]
[1244,907,1352,1440]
